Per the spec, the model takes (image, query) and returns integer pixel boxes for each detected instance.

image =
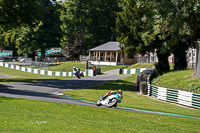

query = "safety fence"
[120,68,151,74]
[0,62,94,77]
[147,84,200,109]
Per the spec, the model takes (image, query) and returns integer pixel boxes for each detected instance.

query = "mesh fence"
[21,60,49,70]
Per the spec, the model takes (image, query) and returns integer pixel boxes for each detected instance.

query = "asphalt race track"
[0,73,129,105]
[0,70,199,120]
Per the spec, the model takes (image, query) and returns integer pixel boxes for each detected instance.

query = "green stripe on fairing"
[60,95,200,120]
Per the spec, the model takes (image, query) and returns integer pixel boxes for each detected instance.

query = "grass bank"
[126,63,174,70]
[0,66,71,82]
[63,75,200,118]
[126,63,155,69]
[0,97,199,133]
[48,62,127,72]
[152,69,200,93]
[48,62,173,73]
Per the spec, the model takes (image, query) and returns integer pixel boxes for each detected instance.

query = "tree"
[193,3,200,77]
[0,0,46,53]
[34,0,62,61]
[60,0,121,60]
[0,0,62,61]
[60,0,88,60]
[115,0,200,74]
[115,0,171,74]
[0,0,45,29]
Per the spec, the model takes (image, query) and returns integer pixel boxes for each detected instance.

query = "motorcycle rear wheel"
[107,98,118,108]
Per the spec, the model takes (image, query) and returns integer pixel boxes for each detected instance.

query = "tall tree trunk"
[173,43,188,70]
[40,47,45,62]
[155,50,170,75]
[195,41,200,77]
[31,49,36,61]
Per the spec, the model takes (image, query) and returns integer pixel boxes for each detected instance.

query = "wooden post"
[105,52,107,61]
[110,52,112,62]
[116,51,118,63]
[96,51,98,61]
[99,52,101,61]
[89,51,91,61]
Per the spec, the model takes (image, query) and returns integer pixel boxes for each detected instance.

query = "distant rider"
[73,66,79,75]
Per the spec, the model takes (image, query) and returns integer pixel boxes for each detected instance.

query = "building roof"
[89,42,122,51]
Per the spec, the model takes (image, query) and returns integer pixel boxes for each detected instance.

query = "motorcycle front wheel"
[96,99,102,106]
[107,98,118,108]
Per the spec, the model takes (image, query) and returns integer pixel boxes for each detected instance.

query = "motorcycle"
[96,93,123,108]
[79,69,84,77]
[74,69,84,78]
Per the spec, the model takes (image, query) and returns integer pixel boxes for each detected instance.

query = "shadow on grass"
[89,80,137,92]
[0,84,64,100]
[0,78,66,83]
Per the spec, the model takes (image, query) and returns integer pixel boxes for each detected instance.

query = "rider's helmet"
[118,89,122,95]
[73,66,75,69]
[118,89,123,102]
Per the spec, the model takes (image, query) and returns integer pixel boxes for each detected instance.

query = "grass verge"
[62,75,200,118]
[0,66,71,82]
[152,69,200,93]
[0,97,199,133]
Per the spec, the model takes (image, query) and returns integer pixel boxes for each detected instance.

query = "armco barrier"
[121,68,150,74]
[147,84,200,109]
[0,62,94,77]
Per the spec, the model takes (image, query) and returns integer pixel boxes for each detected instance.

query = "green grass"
[63,75,200,118]
[126,63,155,69]
[48,62,87,72]
[48,62,128,73]
[126,63,174,70]
[99,64,127,72]
[0,97,200,133]
[0,66,71,82]
[47,62,174,73]
[152,69,200,93]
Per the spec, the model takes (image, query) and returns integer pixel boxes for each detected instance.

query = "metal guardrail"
[145,70,200,109]
[0,62,95,77]
[147,83,200,109]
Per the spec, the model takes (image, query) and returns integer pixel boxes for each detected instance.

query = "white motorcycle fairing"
[96,94,119,108]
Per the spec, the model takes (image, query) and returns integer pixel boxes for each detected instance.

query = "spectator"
[93,65,96,75]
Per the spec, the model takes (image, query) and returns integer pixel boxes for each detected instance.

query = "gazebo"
[88,42,136,66]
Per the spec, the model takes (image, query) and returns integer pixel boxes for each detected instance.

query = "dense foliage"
[59,0,121,59]
[1,0,200,75]
[115,0,200,74]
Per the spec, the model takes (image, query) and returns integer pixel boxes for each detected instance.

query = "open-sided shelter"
[88,42,136,66]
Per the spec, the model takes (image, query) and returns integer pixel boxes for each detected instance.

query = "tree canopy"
[0,0,62,60]
[60,0,121,59]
